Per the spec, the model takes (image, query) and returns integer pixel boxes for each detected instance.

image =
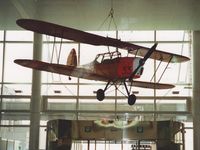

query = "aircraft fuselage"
[88,57,144,80]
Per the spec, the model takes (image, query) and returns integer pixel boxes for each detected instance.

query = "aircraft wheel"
[96,89,105,101]
[128,94,136,105]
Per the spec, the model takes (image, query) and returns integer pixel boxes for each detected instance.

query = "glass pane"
[156,30,190,41]
[42,43,79,83]
[157,43,190,56]
[2,97,30,110]
[156,99,187,111]
[0,127,29,150]
[185,128,193,150]
[6,30,33,41]
[119,31,154,41]
[88,31,116,38]
[79,98,115,111]
[40,127,47,149]
[117,99,154,111]
[42,84,77,95]
[80,43,110,64]
[0,43,3,81]
[79,84,115,96]
[47,98,77,111]
[4,43,33,82]
[2,84,32,95]
[0,30,4,41]
[43,35,73,42]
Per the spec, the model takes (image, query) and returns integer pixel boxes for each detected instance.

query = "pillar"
[192,31,200,150]
[29,33,42,150]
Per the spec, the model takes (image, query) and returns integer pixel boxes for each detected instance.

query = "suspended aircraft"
[14,19,190,105]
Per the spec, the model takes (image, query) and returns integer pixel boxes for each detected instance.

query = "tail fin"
[67,48,77,66]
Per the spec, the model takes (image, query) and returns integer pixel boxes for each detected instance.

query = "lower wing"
[14,59,108,81]
[14,59,174,89]
[130,80,174,89]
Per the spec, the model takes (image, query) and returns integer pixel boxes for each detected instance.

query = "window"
[4,43,33,82]
[0,30,192,150]
[0,31,4,41]
[6,31,33,41]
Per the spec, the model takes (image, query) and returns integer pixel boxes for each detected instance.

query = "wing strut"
[157,56,173,83]
[150,56,173,83]
[150,60,163,82]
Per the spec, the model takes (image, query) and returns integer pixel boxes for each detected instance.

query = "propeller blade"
[129,43,158,80]
[143,43,158,62]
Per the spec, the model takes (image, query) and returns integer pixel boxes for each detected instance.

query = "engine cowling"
[67,48,77,66]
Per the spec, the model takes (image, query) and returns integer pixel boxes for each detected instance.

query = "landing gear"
[95,81,137,106]
[96,81,110,102]
[96,89,105,101]
[128,94,136,105]
[124,81,137,106]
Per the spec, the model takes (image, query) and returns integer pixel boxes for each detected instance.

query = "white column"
[29,33,42,150]
[192,31,200,150]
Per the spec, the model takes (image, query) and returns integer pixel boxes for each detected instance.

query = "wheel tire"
[128,94,136,105]
[96,89,105,101]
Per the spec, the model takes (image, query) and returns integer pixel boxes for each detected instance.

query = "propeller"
[129,43,158,81]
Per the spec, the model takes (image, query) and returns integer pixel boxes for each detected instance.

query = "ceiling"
[0,0,200,30]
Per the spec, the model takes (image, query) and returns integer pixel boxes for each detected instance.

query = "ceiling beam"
[10,0,30,18]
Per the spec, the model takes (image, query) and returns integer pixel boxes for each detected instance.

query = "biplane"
[14,19,190,105]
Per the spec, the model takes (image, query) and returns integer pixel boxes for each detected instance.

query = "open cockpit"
[94,51,121,63]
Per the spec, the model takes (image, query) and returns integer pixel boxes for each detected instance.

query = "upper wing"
[14,59,108,81]
[131,80,175,89]
[16,19,190,63]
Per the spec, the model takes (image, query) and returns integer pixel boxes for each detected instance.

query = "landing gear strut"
[124,81,137,106]
[96,81,137,106]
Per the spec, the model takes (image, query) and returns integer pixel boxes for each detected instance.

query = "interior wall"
[0,0,200,30]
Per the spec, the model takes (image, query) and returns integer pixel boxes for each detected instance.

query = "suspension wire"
[57,38,63,64]
[98,0,118,31]
[50,36,56,63]
[49,36,62,82]
[55,43,59,63]
[45,34,74,96]
[98,12,112,30]
[109,8,118,31]
[177,31,186,82]
[98,1,118,59]
[108,10,113,31]
[45,35,56,84]
[45,35,51,95]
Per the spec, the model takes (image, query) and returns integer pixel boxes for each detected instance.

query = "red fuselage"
[91,57,144,81]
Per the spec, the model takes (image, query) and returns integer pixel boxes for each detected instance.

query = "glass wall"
[0,30,192,150]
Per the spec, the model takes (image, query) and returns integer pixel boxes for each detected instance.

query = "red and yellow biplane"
[14,19,190,105]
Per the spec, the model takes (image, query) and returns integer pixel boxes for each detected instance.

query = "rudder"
[66,48,77,66]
